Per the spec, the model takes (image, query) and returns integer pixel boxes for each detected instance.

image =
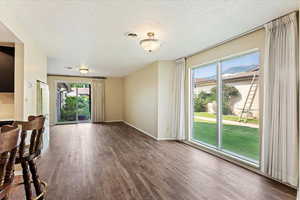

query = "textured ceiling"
[0,0,298,76]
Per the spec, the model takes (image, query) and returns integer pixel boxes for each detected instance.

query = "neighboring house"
[193,66,260,118]
[77,87,90,96]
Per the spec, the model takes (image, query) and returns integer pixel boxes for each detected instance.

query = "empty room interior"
[0,0,300,200]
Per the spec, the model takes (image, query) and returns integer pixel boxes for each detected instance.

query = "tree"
[61,95,90,121]
[220,84,241,115]
[61,96,77,121]
[77,95,90,120]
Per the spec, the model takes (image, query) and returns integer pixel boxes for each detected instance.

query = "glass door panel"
[77,84,91,121]
[192,63,218,147]
[56,82,91,123]
[57,82,77,123]
[221,52,260,162]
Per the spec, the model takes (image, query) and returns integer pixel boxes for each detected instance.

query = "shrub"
[61,95,90,121]
[193,85,240,115]
[194,91,212,112]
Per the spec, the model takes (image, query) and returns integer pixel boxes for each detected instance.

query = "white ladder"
[239,73,258,122]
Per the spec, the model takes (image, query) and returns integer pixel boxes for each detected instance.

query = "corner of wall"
[104,77,125,122]
[122,60,178,140]
[122,62,159,138]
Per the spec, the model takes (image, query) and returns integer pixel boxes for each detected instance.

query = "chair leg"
[21,161,33,200]
[2,195,8,200]
[28,160,44,200]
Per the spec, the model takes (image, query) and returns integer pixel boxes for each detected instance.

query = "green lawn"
[194,112,259,124]
[193,119,259,161]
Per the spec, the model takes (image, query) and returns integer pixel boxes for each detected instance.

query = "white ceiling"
[1,0,299,77]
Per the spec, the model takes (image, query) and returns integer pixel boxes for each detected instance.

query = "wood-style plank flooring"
[12,122,296,200]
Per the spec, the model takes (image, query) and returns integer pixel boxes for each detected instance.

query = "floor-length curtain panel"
[169,58,186,140]
[91,80,105,123]
[262,12,299,186]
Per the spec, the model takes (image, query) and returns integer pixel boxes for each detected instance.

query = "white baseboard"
[123,121,158,140]
[104,120,124,123]
[157,137,177,141]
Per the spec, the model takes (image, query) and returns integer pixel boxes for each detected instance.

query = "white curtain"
[169,58,186,140]
[262,12,299,187]
[91,80,105,123]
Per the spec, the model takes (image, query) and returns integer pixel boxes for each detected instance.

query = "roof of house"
[57,82,71,92]
[194,65,259,87]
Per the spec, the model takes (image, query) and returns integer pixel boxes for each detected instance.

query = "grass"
[193,119,259,161]
[194,112,259,124]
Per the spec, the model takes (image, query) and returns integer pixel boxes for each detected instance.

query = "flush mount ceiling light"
[79,66,89,74]
[139,32,160,52]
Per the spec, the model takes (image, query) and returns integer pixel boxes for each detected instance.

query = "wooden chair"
[13,115,47,200]
[0,126,20,200]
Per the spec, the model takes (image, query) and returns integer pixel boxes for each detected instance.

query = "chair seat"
[15,146,41,163]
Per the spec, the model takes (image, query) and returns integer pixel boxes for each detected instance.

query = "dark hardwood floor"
[12,122,296,200]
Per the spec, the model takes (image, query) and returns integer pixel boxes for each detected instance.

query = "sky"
[193,51,260,79]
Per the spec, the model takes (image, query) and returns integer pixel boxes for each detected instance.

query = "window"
[190,51,260,164]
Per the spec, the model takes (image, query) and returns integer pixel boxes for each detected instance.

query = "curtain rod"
[37,80,47,84]
[47,74,106,79]
[183,10,298,59]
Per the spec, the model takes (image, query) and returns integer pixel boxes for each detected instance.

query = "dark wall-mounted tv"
[0,46,14,93]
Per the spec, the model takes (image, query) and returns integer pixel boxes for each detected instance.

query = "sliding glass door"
[56,82,91,124]
[191,51,260,164]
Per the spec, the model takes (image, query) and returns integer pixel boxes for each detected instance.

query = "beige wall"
[22,43,47,120]
[124,62,159,138]
[187,29,265,68]
[0,93,14,119]
[104,77,124,122]
[47,75,123,125]
[123,61,176,140]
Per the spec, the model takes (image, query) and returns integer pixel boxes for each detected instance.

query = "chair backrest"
[12,115,45,158]
[0,126,20,199]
